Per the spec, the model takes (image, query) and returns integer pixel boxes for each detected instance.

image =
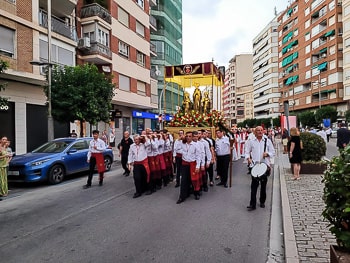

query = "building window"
[136,0,144,9]
[0,26,15,58]
[136,51,145,67]
[137,81,146,96]
[136,20,145,37]
[97,29,109,47]
[119,74,130,92]
[39,39,74,67]
[118,41,129,58]
[118,7,129,27]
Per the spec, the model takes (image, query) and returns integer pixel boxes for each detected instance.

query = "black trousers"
[216,155,230,184]
[207,163,214,182]
[133,164,147,194]
[87,156,103,186]
[121,154,130,174]
[180,164,192,199]
[249,174,268,207]
[175,156,182,184]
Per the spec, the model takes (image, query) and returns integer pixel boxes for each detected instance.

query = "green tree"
[314,105,338,124]
[0,60,9,107]
[47,64,115,136]
[345,110,350,123]
[298,111,317,128]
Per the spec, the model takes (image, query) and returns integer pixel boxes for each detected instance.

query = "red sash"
[182,160,201,191]
[92,153,105,173]
[135,158,151,183]
[148,156,157,172]
[158,154,166,170]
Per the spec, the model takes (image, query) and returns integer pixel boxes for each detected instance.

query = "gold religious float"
[162,62,228,139]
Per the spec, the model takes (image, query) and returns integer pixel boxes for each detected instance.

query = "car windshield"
[32,140,71,153]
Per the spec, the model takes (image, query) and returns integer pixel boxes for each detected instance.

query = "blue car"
[8,137,114,184]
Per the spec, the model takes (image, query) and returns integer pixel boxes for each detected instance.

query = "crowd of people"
[103,126,276,210]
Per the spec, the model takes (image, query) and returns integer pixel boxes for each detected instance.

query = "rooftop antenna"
[274,6,277,16]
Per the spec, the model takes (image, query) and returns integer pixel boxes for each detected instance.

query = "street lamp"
[30,0,53,141]
[158,87,165,130]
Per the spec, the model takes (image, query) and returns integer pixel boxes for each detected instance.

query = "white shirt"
[181,141,201,169]
[87,138,106,161]
[128,141,150,163]
[244,135,275,167]
[215,136,230,156]
[199,138,212,165]
[173,139,183,157]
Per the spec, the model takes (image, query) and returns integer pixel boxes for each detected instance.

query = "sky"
[182,0,291,67]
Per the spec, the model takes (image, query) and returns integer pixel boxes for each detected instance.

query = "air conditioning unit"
[339,33,343,36]
[78,37,90,49]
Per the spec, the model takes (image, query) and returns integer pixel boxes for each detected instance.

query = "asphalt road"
[0,158,273,263]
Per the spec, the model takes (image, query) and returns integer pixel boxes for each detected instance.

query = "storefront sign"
[132,111,173,121]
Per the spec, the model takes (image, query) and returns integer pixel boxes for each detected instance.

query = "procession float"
[162,62,228,138]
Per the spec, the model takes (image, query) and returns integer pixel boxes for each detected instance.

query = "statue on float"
[181,83,211,114]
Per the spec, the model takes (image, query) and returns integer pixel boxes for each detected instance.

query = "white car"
[331,128,338,138]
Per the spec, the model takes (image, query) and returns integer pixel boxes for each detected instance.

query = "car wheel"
[104,156,112,171]
[48,164,65,184]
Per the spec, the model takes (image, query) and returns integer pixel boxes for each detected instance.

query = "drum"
[251,162,268,178]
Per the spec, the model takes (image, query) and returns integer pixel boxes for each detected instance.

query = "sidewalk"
[276,141,336,263]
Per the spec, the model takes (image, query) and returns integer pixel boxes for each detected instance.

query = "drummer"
[244,126,275,211]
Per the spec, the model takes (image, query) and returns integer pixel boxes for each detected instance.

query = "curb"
[279,153,299,262]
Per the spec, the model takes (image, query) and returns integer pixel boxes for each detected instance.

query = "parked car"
[8,137,113,184]
[331,128,338,138]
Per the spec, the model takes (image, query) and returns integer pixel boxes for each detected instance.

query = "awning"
[319,47,327,54]
[324,29,335,37]
[164,62,224,87]
[311,11,319,18]
[282,31,293,44]
[285,75,299,85]
[318,62,328,71]
[287,8,293,16]
[321,89,336,94]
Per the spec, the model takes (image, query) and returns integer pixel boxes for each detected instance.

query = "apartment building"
[76,0,157,137]
[223,63,236,126]
[278,0,345,116]
[226,54,253,125]
[343,0,350,103]
[150,0,183,116]
[0,0,77,153]
[252,17,280,120]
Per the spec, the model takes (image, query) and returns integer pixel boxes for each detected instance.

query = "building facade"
[278,0,345,116]
[252,17,280,120]
[0,0,77,153]
[226,54,253,125]
[150,0,183,116]
[343,0,350,105]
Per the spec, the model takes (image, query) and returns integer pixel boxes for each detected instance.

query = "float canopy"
[164,62,224,88]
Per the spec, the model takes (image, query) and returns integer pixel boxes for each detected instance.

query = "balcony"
[80,3,111,24]
[80,41,112,64]
[39,9,77,41]
[39,0,76,17]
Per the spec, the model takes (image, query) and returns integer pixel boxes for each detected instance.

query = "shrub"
[299,132,326,162]
[322,145,350,250]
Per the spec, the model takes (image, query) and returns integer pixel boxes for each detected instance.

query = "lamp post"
[158,87,165,130]
[30,0,53,141]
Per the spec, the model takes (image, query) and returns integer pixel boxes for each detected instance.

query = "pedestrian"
[128,135,151,198]
[325,127,332,142]
[316,127,327,145]
[0,136,10,200]
[288,127,303,180]
[215,129,231,188]
[245,126,275,211]
[337,123,350,150]
[282,128,289,154]
[83,130,106,188]
[198,129,212,192]
[70,130,78,137]
[203,129,216,186]
[5,139,13,173]
[101,130,108,146]
[119,131,133,176]
[176,131,201,204]
[173,130,184,188]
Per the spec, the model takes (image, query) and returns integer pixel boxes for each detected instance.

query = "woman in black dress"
[288,127,303,180]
